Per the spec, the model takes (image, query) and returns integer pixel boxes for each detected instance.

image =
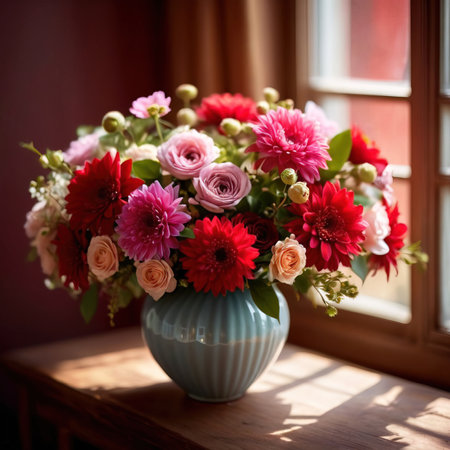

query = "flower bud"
[177,108,197,126]
[39,154,49,169]
[46,150,64,168]
[326,305,338,317]
[280,168,298,185]
[357,163,377,183]
[263,87,280,103]
[241,123,254,134]
[175,84,198,102]
[279,99,294,110]
[256,101,270,115]
[288,182,310,204]
[220,118,241,137]
[102,111,126,133]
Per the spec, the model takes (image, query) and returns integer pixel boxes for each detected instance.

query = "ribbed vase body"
[141,287,290,402]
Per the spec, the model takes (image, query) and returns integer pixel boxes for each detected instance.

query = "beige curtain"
[158,0,296,100]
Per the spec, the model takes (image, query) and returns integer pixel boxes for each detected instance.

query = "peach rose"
[269,234,306,284]
[33,227,57,276]
[135,259,177,300]
[87,236,119,281]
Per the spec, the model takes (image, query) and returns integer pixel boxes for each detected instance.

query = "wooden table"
[2,327,450,449]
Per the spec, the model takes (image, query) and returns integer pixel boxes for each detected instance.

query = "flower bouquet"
[24,85,426,325]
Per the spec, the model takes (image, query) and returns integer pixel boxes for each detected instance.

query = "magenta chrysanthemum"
[116,181,190,261]
[246,108,331,183]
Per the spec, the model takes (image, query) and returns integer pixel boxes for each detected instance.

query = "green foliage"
[401,241,429,270]
[351,254,369,281]
[353,194,375,208]
[80,283,98,324]
[319,130,352,181]
[179,227,195,239]
[293,271,312,294]
[249,279,280,321]
[76,125,96,137]
[132,160,161,181]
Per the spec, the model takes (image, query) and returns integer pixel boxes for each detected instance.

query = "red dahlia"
[196,93,258,126]
[53,224,89,291]
[369,202,407,279]
[350,127,388,176]
[231,212,279,254]
[285,182,367,271]
[180,216,259,296]
[65,152,144,236]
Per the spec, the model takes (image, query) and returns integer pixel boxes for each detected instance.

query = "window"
[290,0,450,388]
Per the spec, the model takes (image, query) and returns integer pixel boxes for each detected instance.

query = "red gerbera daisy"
[350,127,388,176]
[180,216,259,296]
[65,152,144,236]
[196,93,258,126]
[285,182,367,271]
[231,212,279,254]
[368,202,407,280]
[53,224,89,291]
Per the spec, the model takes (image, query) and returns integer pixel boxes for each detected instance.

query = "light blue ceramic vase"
[141,286,290,402]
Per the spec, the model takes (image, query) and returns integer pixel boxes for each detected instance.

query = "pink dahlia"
[180,216,258,296]
[246,108,330,183]
[64,131,101,167]
[116,181,190,261]
[129,91,171,118]
[196,93,258,126]
[285,182,367,271]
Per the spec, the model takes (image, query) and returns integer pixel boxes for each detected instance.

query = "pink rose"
[64,131,102,167]
[87,236,119,281]
[125,144,158,162]
[136,259,177,300]
[33,227,57,276]
[374,165,395,206]
[24,201,46,239]
[269,234,306,284]
[363,202,391,255]
[190,162,251,213]
[157,130,219,179]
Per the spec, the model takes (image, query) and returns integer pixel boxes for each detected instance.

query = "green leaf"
[76,125,96,137]
[132,159,161,181]
[351,254,369,281]
[353,194,375,207]
[117,288,133,308]
[179,227,195,239]
[80,283,98,324]
[293,272,311,294]
[254,252,272,264]
[20,141,42,157]
[249,279,280,322]
[319,129,352,181]
[26,247,38,262]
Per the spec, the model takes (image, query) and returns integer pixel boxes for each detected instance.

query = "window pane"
[442,0,450,95]
[440,187,450,331]
[318,96,411,167]
[441,105,450,175]
[311,0,410,84]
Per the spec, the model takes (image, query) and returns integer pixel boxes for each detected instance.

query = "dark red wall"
[0,0,164,354]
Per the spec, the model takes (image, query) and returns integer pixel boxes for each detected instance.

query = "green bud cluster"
[280,168,298,185]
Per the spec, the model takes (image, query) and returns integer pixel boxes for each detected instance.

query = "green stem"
[154,115,163,144]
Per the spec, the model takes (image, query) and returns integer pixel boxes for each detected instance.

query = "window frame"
[288,0,450,389]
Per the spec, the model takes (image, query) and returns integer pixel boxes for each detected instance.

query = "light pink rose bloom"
[129,91,171,118]
[64,131,102,167]
[24,201,47,239]
[305,101,339,138]
[125,144,158,162]
[269,234,307,284]
[157,130,220,180]
[363,202,391,255]
[190,162,251,213]
[87,236,119,281]
[136,259,177,300]
[33,227,57,276]
[374,165,395,206]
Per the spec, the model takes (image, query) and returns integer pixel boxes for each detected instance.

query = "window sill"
[2,326,449,449]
